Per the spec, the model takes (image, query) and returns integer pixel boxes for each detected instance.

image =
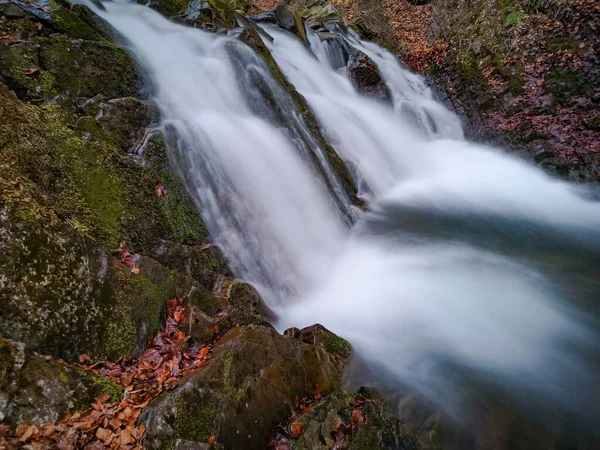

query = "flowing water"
[92,1,600,442]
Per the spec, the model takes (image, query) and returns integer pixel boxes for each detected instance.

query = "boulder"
[140,323,351,449]
[285,388,418,450]
[348,52,392,102]
[0,338,121,427]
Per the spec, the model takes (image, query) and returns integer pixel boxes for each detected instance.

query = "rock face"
[348,52,392,102]
[0,0,220,363]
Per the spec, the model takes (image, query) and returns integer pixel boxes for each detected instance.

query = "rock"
[348,52,392,102]
[150,240,230,291]
[237,26,363,212]
[95,97,159,152]
[286,388,417,450]
[583,115,600,131]
[140,323,351,449]
[0,2,32,20]
[0,338,119,427]
[286,0,343,24]
[228,282,275,324]
[37,35,140,99]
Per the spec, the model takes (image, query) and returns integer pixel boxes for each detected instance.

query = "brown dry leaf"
[96,427,113,442]
[198,347,210,359]
[314,383,321,400]
[95,393,111,404]
[290,422,304,439]
[42,424,56,437]
[18,425,38,442]
[131,266,140,275]
[15,423,29,437]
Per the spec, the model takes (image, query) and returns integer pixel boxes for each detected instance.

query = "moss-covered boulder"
[286,388,417,450]
[140,323,351,449]
[0,338,120,427]
[36,34,140,99]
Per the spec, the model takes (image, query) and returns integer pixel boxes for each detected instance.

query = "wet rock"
[0,338,116,427]
[140,323,351,449]
[237,26,363,211]
[286,0,343,24]
[150,240,230,291]
[95,97,159,152]
[348,52,391,102]
[286,388,417,450]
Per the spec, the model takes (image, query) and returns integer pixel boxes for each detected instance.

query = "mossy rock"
[544,68,591,105]
[36,34,140,98]
[288,388,418,450]
[140,323,350,449]
[0,339,114,427]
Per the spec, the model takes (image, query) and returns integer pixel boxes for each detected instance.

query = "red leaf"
[23,67,39,75]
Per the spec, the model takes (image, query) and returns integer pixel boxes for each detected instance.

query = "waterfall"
[93,1,600,428]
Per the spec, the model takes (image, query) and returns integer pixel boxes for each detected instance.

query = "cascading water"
[92,0,600,436]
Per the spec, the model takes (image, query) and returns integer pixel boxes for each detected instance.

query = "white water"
[94,1,600,424]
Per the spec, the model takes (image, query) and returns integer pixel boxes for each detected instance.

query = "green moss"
[159,177,207,244]
[172,396,219,443]
[547,37,582,52]
[544,68,589,104]
[133,272,177,335]
[36,34,139,98]
[50,7,106,41]
[85,372,123,403]
[324,336,352,357]
[105,320,137,358]
[43,105,125,247]
[504,10,524,26]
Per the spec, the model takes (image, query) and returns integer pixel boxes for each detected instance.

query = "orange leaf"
[352,409,365,426]
[18,425,38,442]
[95,393,111,404]
[314,383,321,400]
[198,347,210,359]
[96,427,113,442]
[208,435,216,444]
[290,422,304,439]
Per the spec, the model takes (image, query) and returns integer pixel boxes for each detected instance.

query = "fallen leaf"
[18,425,37,442]
[352,409,365,426]
[290,422,303,439]
[23,67,39,75]
[96,427,112,442]
[208,435,216,444]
